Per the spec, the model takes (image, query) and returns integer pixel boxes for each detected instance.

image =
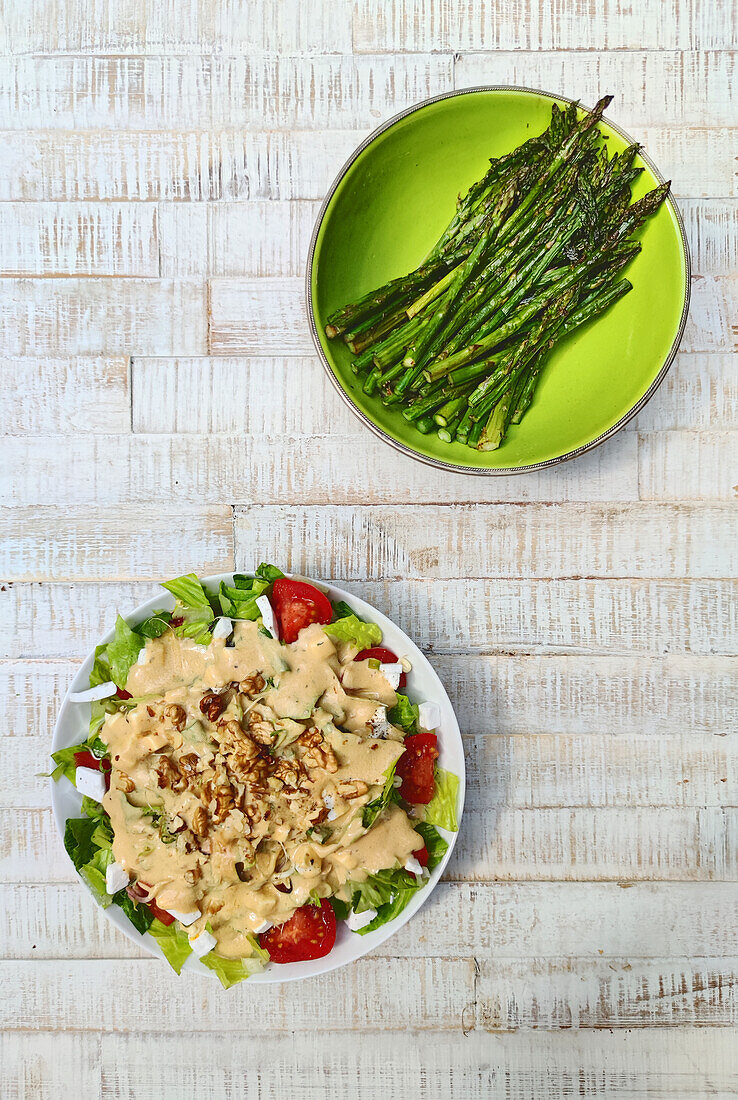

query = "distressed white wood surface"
[1,1,736,1096]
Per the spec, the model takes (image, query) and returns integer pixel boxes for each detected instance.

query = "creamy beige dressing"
[101,620,415,958]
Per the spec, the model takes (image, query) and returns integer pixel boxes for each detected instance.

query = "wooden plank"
[16,730,735,810]
[475,957,737,1029]
[6,882,738,960]
[0,203,159,277]
[2,1034,101,1100]
[0,957,475,1032]
[1,357,130,434]
[234,502,737,579]
[0,431,642,506]
[0,279,207,356]
[639,431,738,500]
[0,128,731,202]
[98,1030,738,1098]
[352,0,690,51]
[455,51,737,128]
[208,275,735,356]
[681,199,738,276]
[630,352,738,430]
[441,654,738,738]
[0,54,453,131]
[7,806,736,884]
[7,575,736,658]
[5,652,733,741]
[2,0,354,55]
[0,506,234,580]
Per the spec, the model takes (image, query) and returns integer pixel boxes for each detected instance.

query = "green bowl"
[306,87,690,474]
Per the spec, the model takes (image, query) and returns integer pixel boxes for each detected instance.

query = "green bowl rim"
[305,85,691,477]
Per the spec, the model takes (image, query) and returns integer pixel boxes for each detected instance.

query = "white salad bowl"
[50,573,466,984]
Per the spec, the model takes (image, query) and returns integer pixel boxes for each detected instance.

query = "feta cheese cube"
[211,616,233,640]
[378,662,403,690]
[189,927,217,958]
[369,705,392,739]
[69,681,117,703]
[418,700,441,731]
[168,909,200,927]
[249,913,273,935]
[256,595,279,639]
[105,861,129,895]
[347,908,377,932]
[404,856,425,877]
[75,767,107,802]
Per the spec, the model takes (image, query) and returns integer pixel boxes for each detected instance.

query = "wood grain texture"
[1,357,130,433]
[234,502,738,578]
[1,506,234,580]
[0,430,643,506]
[0,128,732,202]
[352,0,691,52]
[0,278,207,355]
[4,1029,736,1100]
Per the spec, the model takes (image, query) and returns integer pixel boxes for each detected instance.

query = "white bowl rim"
[50,572,466,985]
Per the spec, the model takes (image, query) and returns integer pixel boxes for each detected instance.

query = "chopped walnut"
[163,703,186,731]
[155,756,183,791]
[245,709,275,746]
[239,672,266,698]
[116,772,135,793]
[199,691,225,722]
[272,758,305,791]
[337,780,369,800]
[184,867,201,885]
[213,784,236,823]
[297,728,338,773]
[192,806,209,836]
[179,752,199,779]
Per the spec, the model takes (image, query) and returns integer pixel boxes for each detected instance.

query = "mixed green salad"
[50,567,460,986]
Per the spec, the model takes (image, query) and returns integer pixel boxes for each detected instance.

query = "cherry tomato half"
[126,881,176,926]
[74,750,110,773]
[116,688,132,700]
[355,646,407,690]
[258,899,336,963]
[396,732,438,805]
[270,579,333,644]
[412,844,430,868]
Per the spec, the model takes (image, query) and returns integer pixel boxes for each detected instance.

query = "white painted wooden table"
[2,2,736,1096]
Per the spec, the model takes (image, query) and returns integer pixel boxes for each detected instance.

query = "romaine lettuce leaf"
[161,573,211,609]
[147,919,193,975]
[218,578,269,621]
[107,614,145,689]
[328,896,351,921]
[413,821,449,870]
[255,563,285,584]
[424,767,460,832]
[362,761,401,829]
[350,867,418,914]
[388,693,419,733]
[48,744,79,783]
[135,610,172,639]
[63,815,99,871]
[201,933,269,988]
[112,888,154,935]
[330,600,358,621]
[349,866,422,935]
[89,644,113,688]
[323,615,382,649]
[80,847,115,905]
